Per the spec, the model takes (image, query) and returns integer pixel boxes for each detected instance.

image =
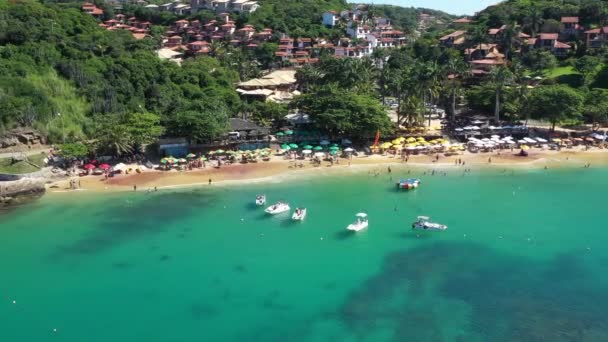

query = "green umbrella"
[303,145,313,149]
[289,143,299,149]
[208,151,216,155]
[329,150,338,155]
[199,157,207,161]
[284,130,294,135]
[331,143,339,147]
[259,151,267,156]
[276,132,285,136]
[186,153,196,158]
[280,144,291,150]
[160,158,168,164]
[216,149,225,154]
[329,146,340,150]
[313,146,323,151]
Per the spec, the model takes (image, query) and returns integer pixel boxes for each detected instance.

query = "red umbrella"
[83,164,96,170]
[98,164,111,170]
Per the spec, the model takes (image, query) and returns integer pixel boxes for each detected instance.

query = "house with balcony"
[585,26,608,49]
[439,31,466,47]
[560,17,580,37]
[528,33,571,56]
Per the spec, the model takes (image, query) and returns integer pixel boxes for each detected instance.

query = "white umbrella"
[302,149,312,154]
[536,138,548,143]
[472,120,484,124]
[314,152,325,157]
[344,147,355,152]
[471,126,480,130]
[454,128,464,132]
[518,139,527,144]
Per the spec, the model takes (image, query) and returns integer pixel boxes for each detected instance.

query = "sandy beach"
[46,147,608,194]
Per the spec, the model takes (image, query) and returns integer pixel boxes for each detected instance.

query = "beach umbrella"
[313,146,323,151]
[330,143,339,147]
[329,150,338,155]
[284,130,294,135]
[216,149,225,154]
[199,157,207,161]
[98,164,111,170]
[280,144,290,150]
[276,132,285,137]
[314,152,325,157]
[319,140,330,145]
[303,145,313,149]
[83,164,95,170]
[178,158,187,163]
[186,153,196,158]
[302,149,312,154]
[329,146,340,151]
[289,143,299,149]
[392,139,402,145]
[344,147,354,152]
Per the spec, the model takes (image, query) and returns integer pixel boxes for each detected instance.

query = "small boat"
[412,216,447,231]
[396,178,421,190]
[292,208,307,221]
[347,213,368,232]
[265,202,290,215]
[255,195,266,206]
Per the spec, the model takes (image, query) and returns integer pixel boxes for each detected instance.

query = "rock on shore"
[0,177,47,207]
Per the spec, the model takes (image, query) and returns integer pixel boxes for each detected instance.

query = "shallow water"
[1,166,607,341]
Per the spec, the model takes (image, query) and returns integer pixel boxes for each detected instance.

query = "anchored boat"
[412,216,447,231]
[347,213,369,232]
[396,178,421,190]
[292,208,307,221]
[256,195,266,206]
[265,202,290,215]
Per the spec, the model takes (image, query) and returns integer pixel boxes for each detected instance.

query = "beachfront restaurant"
[158,138,188,157]
[228,118,269,141]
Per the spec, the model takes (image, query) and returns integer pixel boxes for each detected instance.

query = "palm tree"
[295,64,324,92]
[489,65,514,122]
[525,7,544,37]
[444,54,468,121]
[500,23,521,60]
[416,61,441,127]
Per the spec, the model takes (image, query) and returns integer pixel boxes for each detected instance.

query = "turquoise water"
[1,166,608,341]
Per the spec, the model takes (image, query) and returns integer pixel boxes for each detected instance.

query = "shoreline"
[45,148,608,195]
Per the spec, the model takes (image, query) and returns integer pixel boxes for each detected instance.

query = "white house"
[322,11,339,27]
[346,23,371,39]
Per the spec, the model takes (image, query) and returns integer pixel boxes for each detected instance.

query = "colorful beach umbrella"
[83,164,95,170]
[98,164,111,170]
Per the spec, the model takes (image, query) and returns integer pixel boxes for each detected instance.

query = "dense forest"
[1,0,608,158]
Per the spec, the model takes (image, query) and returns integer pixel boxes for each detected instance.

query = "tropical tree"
[524,6,544,37]
[527,85,584,131]
[584,89,608,130]
[489,66,514,122]
[500,23,521,60]
[574,55,600,87]
[443,50,468,121]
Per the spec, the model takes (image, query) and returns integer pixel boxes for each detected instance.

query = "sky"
[352,0,500,15]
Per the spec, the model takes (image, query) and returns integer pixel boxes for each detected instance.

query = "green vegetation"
[0,154,46,174]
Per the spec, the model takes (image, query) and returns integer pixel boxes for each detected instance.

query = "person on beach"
[209,178,212,185]
[488,157,492,163]
[388,166,391,173]
[133,185,137,191]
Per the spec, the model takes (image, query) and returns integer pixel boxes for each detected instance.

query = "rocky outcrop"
[0,177,46,207]
[0,128,47,150]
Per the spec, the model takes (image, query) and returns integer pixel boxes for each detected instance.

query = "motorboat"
[256,195,266,206]
[347,213,369,232]
[292,208,307,221]
[265,202,290,215]
[396,178,420,190]
[412,216,447,231]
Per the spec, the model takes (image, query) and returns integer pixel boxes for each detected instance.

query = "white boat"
[412,216,447,231]
[292,208,307,221]
[347,213,368,232]
[255,195,266,206]
[265,202,290,215]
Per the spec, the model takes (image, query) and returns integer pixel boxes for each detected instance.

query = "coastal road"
[0,148,50,160]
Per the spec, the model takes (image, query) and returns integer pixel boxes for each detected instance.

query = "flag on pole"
[373,129,380,147]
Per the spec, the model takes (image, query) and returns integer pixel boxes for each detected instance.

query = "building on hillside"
[190,0,259,14]
[157,48,183,64]
[452,17,472,28]
[82,2,104,16]
[237,69,298,103]
[527,33,571,57]
[439,31,466,47]
[487,25,506,41]
[322,11,340,27]
[560,17,580,37]
[585,26,608,49]
[346,23,372,39]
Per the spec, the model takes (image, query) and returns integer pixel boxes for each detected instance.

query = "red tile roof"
[453,18,472,24]
[539,33,558,40]
[554,41,571,49]
[440,30,465,41]
[561,17,579,23]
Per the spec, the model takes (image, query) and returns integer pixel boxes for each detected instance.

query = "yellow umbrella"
[521,145,530,150]
[406,137,416,143]
[416,137,425,142]
[391,139,402,145]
